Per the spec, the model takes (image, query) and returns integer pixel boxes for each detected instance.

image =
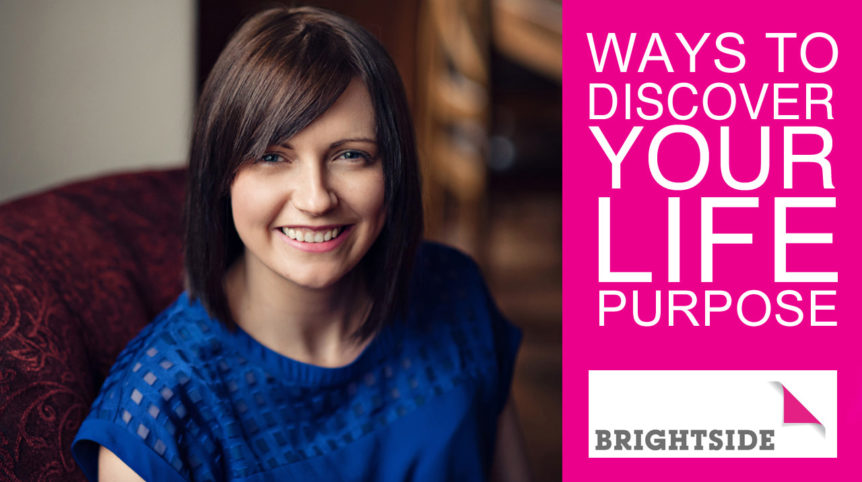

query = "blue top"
[72,243,521,481]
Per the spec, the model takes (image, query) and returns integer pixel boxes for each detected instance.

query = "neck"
[225,252,373,367]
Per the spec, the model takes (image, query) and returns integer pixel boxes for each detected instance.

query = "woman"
[72,6,528,481]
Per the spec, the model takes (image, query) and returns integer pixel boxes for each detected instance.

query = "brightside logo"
[588,371,836,458]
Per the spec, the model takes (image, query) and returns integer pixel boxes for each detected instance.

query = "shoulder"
[72,293,223,481]
[408,240,491,311]
[406,242,522,413]
[405,242,492,336]
[102,293,223,400]
[415,241,481,274]
[102,292,228,423]
[411,241,485,298]
[407,241,514,361]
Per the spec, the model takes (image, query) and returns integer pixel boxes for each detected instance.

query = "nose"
[292,162,337,216]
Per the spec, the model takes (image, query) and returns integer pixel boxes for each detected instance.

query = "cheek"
[230,195,254,238]
[335,169,386,237]
[230,172,281,237]
[362,172,386,226]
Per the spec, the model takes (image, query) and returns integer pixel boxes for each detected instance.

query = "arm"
[490,397,532,482]
[98,446,145,482]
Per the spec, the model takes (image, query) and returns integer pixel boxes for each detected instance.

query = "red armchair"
[0,168,186,481]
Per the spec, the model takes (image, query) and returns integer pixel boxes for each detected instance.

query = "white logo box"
[588,370,837,458]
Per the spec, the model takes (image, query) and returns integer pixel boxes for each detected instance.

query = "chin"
[285,270,348,290]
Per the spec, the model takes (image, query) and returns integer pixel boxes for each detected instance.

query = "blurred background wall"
[0,0,194,202]
[0,0,560,479]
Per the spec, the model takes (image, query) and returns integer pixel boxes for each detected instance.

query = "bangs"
[217,15,360,174]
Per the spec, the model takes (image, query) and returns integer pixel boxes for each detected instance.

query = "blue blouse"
[71,243,521,481]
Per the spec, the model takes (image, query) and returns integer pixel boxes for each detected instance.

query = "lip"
[276,224,354,253]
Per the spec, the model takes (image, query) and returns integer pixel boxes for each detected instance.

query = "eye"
[335,150,371,163]
[259,152,284,163]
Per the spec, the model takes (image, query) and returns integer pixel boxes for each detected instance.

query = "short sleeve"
[475,267,522,415]
[71,344,188,482]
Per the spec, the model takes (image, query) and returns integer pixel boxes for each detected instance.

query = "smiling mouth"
[280,226,347,243]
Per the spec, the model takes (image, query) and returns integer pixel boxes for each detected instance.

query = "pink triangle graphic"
[783,386,821,425]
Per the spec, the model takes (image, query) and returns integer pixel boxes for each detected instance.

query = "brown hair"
[184,6,422,339]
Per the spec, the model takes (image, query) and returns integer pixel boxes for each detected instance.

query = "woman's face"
[230,78,386,291]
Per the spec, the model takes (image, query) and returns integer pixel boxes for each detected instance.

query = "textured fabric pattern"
[0,169,186,481]
[72,243,521,481]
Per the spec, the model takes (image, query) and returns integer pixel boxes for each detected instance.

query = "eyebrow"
[277,137,377,150]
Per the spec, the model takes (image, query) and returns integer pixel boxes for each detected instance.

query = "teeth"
[281,227,343,243]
